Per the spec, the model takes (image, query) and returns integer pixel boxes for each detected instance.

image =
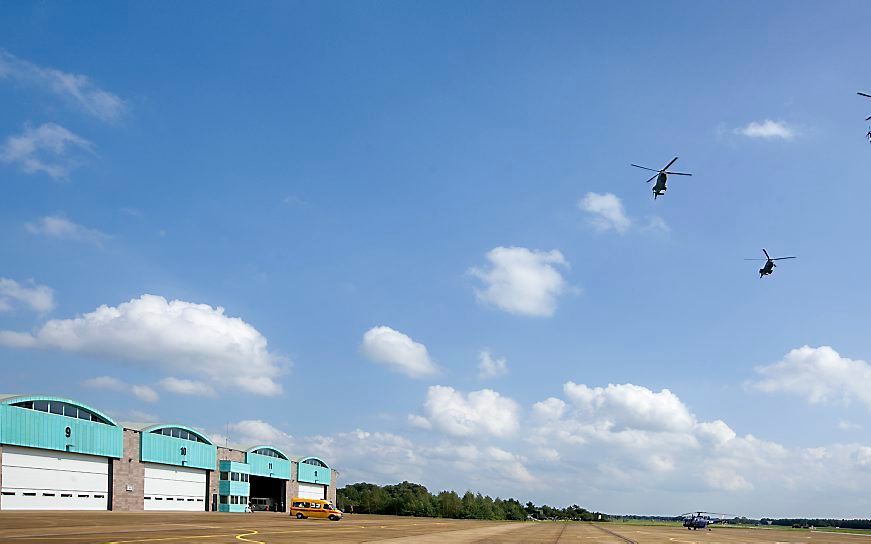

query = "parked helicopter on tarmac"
[680,512,731,531]
[744,249,796,278]
[631,157,692,199]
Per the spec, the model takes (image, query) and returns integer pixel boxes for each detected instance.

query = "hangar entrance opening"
[248,475,285,512]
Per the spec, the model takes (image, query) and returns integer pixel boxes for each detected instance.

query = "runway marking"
[235,529,264,544]
[592,523,638,544]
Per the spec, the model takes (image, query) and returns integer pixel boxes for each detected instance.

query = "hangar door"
[0,445,109,510]
[297,482,326,500]
[143,463,207,511]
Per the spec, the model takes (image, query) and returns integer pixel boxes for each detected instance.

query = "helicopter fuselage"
[759,260,775,277]
[683,517,711,530]
[653,173,667,198]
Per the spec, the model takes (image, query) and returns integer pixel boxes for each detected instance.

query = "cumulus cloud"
[1,123,95,179]
[469,246,572,317]
[360,326,438,378]
[83,376,158,403]
[4,294,284,396]
[751,346,871,408]
[0,50,126,122]
[477,349,508,379]
[734,119,795,140]
[579,192,632,234]
[0,278,54,313]
[563,382,695,433]
[414,385,519,438]
[225,420,294,450]
[25,215,109,246]
[159,377,217,397]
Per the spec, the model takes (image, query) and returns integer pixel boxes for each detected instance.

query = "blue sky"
[2,1,871,517]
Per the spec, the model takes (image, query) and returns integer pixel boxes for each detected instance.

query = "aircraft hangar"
[0,395,337,512]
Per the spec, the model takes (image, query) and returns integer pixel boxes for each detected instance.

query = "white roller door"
[0,445,109,510]
[143,463,206,511]
[298,482,326,500]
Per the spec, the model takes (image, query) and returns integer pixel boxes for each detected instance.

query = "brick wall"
[328,469,337,504]
[0,445,4,508]
[111,429,144,512]
[286,461,299,507]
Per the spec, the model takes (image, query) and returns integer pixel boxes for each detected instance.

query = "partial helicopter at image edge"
[744,249,796,278]
[857,92,871,142]
[631,157,692,199]
[681,512,731,531]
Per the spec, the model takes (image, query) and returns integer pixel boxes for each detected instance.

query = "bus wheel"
[297,513,305,519]
[329,515,339,521]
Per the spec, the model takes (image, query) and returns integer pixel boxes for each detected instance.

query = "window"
[220,495,229,504]
[293,501,304,508]
[150,427,208,443]
[220,471,229,481]
[79,495,89,498]
[61,494,72,498]
[310,502,322,509]
[43,493,56,496]
[12,400,110,424]
[23,493,36,496]
[242,474,248,482]
[167,498,174,501]
[1,492,14,496]
[155,498,163,501]
[231,496,238,505]
[145,497,152,500]
[303,458,328,468]
[231,472,240,481]
[95,495,105,499]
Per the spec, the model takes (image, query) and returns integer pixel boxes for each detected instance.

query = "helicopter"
[631,157,692,199]
[858,92,871,122]
[744,249,796,278]
[680,512,731,531]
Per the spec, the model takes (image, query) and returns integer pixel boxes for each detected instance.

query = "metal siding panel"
[297,462,331,485]
[0,405,121,458]
[246,452,290,479]
[140,433,216,471]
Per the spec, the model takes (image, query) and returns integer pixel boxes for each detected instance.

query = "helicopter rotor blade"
[762,249,771,260]
[866,115,871,121]
[770,256,797,260]
[859,92,871,98]
[662,157,679,171]
[743,259,767,261]
[665,171,692,176]
[645,173,658,183]
[631,164,661,173]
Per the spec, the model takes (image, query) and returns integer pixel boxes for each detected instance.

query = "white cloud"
[131,385,159,403]
[469,246,572,317]
[159,377,217,397]
[477,349,508,379]
[1,123,94,179]
[360,326,438,378]
[227,420,294,449]
[408,414,433,430]
[752,346,871,408]
[734,119,795,140]
[0,278,54,313]
[641,215,670,234]
[25,215,109,246]
[2,294,285,396]
[0,50,126,122]
[839,420,862,431]
[84,376,158,403]
[415,385,519,438]
[83,376,128,391]
[579,192,632,234]
[563,382,696,433]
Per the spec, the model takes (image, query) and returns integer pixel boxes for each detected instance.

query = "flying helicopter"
[858,92,871,121]
[744,249,796,278]
[680,512,731,531]
[631,157,692,199]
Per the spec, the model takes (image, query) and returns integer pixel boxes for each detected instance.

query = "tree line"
[336,481,609,521]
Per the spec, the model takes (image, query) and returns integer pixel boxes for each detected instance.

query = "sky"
[1,0,871,518]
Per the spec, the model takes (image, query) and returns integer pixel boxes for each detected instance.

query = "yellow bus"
[290,498,343,521]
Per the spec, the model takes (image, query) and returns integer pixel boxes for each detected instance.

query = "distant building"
[0,395,337,511]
